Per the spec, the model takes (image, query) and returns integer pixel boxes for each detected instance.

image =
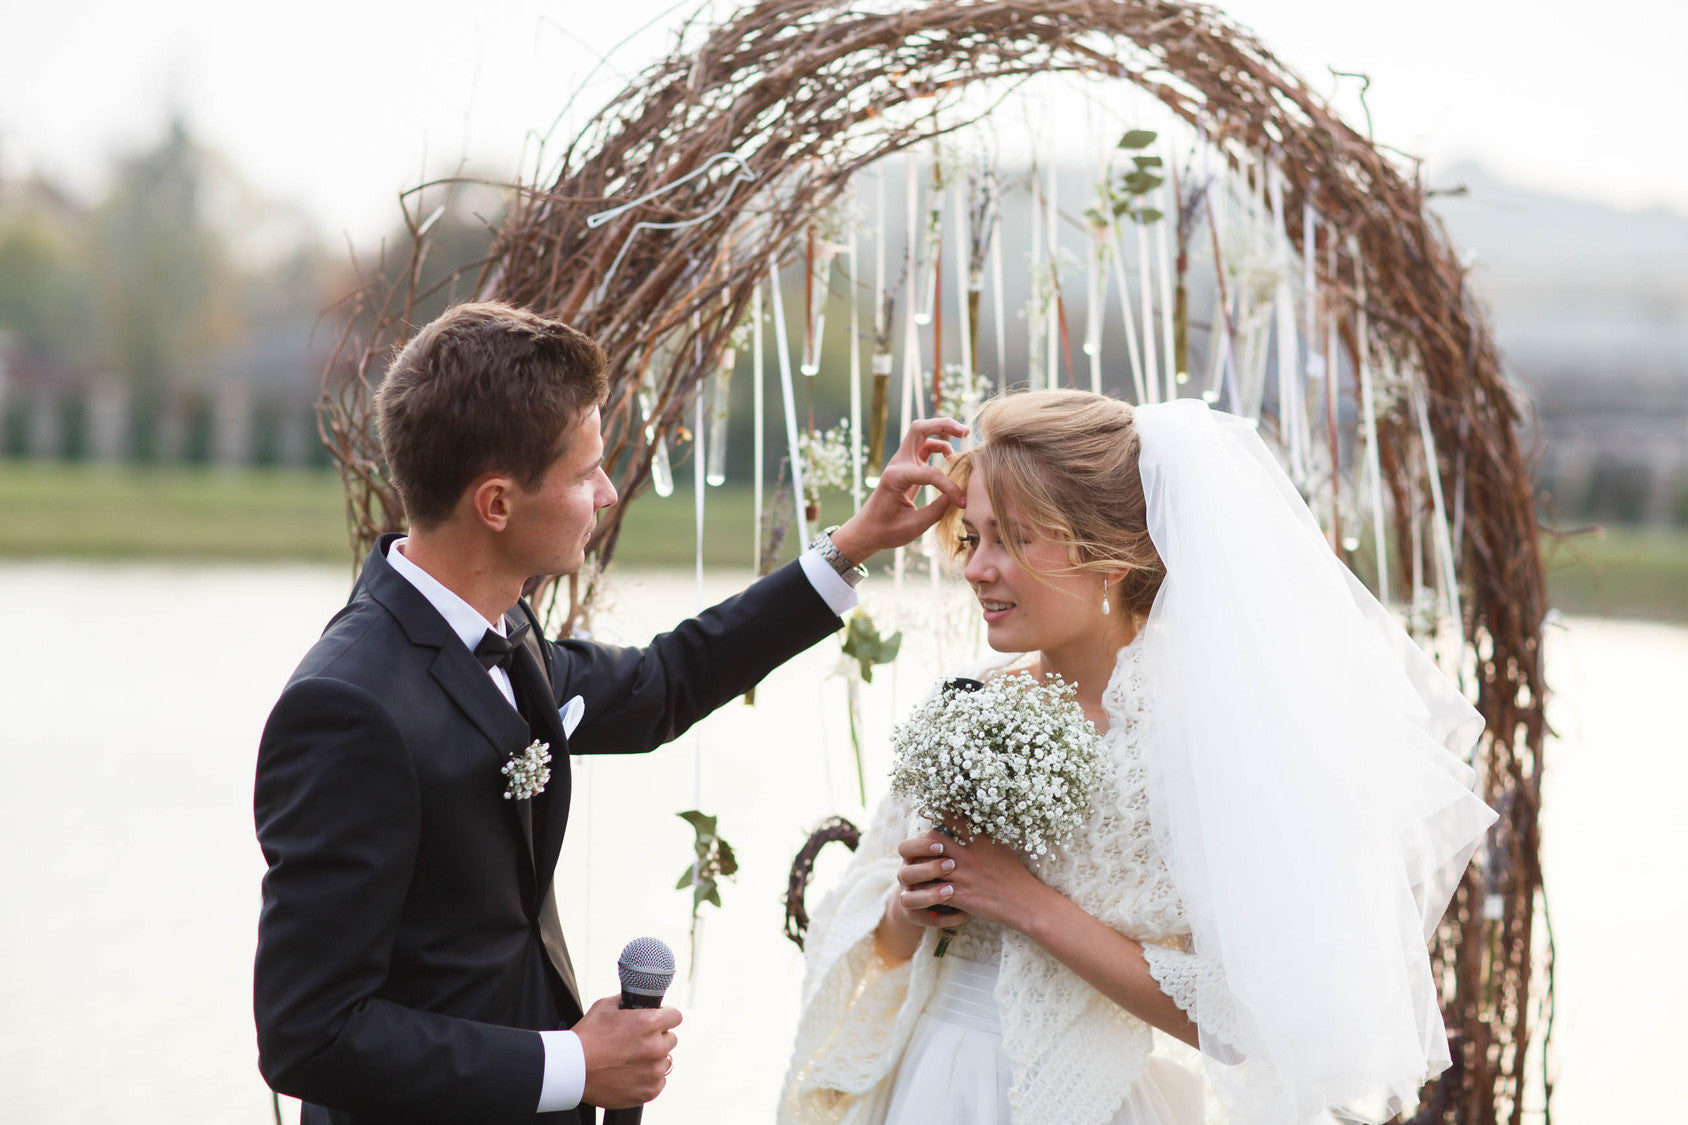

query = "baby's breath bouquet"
[890,672,1106,864]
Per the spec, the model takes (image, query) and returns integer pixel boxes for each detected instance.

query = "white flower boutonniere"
[501,739,552,800]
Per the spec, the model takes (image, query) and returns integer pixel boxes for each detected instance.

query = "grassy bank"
[0,462,810,570]
[1540,525,1688,624]
[0,462,351,562]
[3,462,1683,622]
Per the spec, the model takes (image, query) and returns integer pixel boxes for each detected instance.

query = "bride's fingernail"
[940,859,955,872]
[930,843,944,854]
[939,885,954,897]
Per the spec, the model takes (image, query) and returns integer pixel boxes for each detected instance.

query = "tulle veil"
[1129,399,1496,1123]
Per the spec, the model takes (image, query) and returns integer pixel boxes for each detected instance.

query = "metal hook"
[586,153,759,309]
[585,152,758,229]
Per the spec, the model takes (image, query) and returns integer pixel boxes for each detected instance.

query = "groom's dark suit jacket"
[255,534,843,1125]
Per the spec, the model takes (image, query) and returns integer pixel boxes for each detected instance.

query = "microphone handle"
[600,990,667,1125]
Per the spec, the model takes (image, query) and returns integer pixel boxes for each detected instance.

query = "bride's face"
[959,472,1104,654]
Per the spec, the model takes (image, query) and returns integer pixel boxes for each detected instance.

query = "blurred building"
[1434,164,1688,528]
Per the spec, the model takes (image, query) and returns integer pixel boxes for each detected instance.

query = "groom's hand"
[576,995,681,1109]
[829,418,968,564]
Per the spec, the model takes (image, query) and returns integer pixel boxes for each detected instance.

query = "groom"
[254,301,964,1125]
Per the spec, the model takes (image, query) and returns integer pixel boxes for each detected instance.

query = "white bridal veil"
[1131,400,1497,1124]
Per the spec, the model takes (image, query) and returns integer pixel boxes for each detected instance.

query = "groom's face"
[507,405,618,577]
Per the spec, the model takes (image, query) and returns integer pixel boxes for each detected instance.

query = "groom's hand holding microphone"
[576,939,680,1115]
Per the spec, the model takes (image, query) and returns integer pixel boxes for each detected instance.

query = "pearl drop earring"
[1102,581,1111,616]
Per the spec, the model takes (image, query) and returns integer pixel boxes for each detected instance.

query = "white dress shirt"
[385,537,858,1111]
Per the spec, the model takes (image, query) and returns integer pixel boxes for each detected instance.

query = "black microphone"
[602,937,677,1125]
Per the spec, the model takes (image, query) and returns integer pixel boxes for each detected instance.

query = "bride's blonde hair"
[938,390,1166,617]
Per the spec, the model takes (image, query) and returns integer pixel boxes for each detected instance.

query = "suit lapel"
[429,644,539,881]
[360,535,540,893]
[507,638,571,887]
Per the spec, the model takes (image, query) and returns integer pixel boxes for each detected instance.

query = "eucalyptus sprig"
[841,608,903,684]
[675,809,739,975]
[838,609,903,805]
[1085,128,1165,228]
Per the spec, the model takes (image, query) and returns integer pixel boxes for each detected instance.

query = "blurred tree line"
[0,115,499,467]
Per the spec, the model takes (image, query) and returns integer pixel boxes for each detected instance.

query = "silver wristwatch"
[808,525,868,587]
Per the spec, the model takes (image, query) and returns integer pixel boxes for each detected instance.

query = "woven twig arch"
[321,3,1549,1120]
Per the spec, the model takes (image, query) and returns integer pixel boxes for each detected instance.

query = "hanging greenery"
[674,809,739,974]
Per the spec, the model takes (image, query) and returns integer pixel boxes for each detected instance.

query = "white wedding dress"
[780,642,1220,1125]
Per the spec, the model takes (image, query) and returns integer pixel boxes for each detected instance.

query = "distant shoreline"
[3,461,1684,625]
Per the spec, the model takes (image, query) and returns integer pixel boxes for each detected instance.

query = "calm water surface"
[2,562,1677,1123]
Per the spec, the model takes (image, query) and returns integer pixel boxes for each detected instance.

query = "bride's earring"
[1102,580,1111,616]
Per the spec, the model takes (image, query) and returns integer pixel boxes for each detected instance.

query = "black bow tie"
[473,622,532,672]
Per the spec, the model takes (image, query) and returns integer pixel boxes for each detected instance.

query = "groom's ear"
[468,474,515,532]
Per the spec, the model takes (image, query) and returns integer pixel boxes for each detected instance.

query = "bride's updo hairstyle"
[938,389,1166,617]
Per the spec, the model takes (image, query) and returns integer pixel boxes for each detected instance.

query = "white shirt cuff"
[798,548,860,618]
[536,1029,585,1112]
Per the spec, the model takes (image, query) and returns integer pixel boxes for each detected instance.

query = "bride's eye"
[957,533,980,551]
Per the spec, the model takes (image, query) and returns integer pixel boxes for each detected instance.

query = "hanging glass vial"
[706,321,742,487]
[801,227,839,377]
[913,159,944,327]
[964,164,994,386]
[1027,164,1047,391]
[640,337,676,497]
[641,393,675,497]
[867,171,895,478]
[1084,204,1108,397]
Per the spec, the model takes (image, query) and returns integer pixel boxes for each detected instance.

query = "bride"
[780,391,1496,1125]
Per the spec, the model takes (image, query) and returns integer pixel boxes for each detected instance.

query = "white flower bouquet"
[889,672,1106,862]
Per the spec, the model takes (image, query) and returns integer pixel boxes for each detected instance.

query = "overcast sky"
[2,0,1680,244]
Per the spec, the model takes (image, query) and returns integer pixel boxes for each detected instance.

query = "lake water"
[2,562,1679,1123]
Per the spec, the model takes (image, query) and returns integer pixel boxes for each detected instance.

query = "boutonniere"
[501,739,552,800]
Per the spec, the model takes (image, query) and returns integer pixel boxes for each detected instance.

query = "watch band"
[808,525,868,587]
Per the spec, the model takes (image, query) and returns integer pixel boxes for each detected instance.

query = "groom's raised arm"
[552,555,851,756]
[554,417,970,756]
[254,676,543,1122]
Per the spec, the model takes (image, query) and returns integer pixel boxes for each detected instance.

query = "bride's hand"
[925,829,1050,934]
[891,830,972,927]
[874,830,971,963]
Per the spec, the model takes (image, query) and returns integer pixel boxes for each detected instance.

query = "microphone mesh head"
[617,936,677,997]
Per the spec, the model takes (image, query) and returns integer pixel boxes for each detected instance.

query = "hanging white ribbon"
[752,282,765,575]
[1349,235,1391,607]
[767,254,808,544]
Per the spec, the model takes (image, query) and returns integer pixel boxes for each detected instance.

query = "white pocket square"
[558,696,585,738]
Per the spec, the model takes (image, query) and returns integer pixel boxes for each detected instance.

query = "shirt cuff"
[536,1029,585,1112]
[798,548,861,618]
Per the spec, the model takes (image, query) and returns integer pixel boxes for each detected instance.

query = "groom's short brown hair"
[375,301,609,529]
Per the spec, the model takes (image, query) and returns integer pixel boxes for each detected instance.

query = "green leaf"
[702,884,722,908]
[841,611,903,683]
[1132,154,1164,168]
[677,809,718,838]
[1123,171,1162,194]
[676,866,696,890]
[1118,128,1157,150]
[1134,208,1164,225]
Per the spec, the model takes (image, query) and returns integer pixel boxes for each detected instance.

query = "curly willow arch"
[322,2,1549,1120]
